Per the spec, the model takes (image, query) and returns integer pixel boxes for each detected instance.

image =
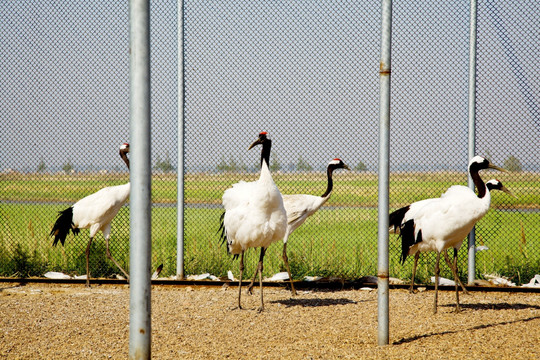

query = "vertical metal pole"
[378,0,392,347]
[129,0,152,358]
[176,1,185,279]
[467,0,478,285]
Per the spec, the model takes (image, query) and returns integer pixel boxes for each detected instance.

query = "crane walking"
[50,143,131,287]
[389,156,511,313]
[219,132,287,312]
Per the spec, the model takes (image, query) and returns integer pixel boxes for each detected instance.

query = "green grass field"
[0,171,538,284]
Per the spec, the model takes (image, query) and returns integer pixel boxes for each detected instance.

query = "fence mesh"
[0,1,538,285]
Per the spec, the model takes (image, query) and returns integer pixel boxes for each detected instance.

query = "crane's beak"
[488,164,507,172]
[248,138,263,150]
[343,164,351,171]
[500,185,517,198]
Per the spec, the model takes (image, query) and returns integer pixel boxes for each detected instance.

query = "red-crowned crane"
[219,132,287,312]
[389,156,510,314]
[391,178,514,296]
[247,158,350,296]
[50,143,131,287]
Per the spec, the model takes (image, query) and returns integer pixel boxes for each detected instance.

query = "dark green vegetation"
[1,171,538,284]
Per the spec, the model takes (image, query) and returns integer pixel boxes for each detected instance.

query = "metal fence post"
[176,1,185,279]
[378,0,392,347]
[129,0,152,358]
[467,0,478,285]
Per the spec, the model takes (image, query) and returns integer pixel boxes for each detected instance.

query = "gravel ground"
[0,282,539,359]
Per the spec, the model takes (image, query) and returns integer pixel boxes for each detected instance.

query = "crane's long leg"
[451,248,461,313]
[238,251,245,310]
[257,247,267,312]
[443,250,469,295]
[104,236,130,281]
[85,237,94,287]
[433,252,440,314]
[409,252,420,293]
[283,242,297,296]
[248,242,297,296]
[246,265,258,295]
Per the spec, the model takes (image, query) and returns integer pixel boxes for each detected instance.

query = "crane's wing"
[72,184,130,229]
[222,180,254,210]
[282,193,327,231]
[412,191,480,242]
[441,185,473,198]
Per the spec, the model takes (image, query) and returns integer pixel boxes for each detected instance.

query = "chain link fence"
[1,1,538,285]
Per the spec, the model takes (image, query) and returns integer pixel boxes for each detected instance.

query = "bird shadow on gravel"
[393,314,540,345]
[0,284,24,292]
[269,297,361,308]
[441,302,540,311]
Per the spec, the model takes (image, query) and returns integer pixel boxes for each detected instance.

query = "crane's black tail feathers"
[50,207,78,247]
[217,211,232,257]
[217,211,227,245]
[389,205,410,233]
[399,219,423,265]
[389,206,422,264]
[218,211,239,259]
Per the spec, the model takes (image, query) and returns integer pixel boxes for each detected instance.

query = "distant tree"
[62,160,74,174]
[354,161,367,172]
[504,155,522,172]
[296,156,313,172]
[270,153,281,172]
[216,156,246,172]
[216,157,227,172]
[37,159,46,173]
[154,152,175,173]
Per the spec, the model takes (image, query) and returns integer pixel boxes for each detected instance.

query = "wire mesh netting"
[0,1,538,285]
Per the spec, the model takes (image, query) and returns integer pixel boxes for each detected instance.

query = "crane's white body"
[246,158,349,296]
[72,183,131,239]
[50,143,131,286]
[220,132,287,311]
[282,193,330,243]
[389,156,508,313]
[222,161,287,254]
[401,185,491,256]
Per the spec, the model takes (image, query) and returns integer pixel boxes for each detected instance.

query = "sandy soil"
[0,282,539,359]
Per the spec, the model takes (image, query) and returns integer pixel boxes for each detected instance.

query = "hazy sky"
[1,1,538,173]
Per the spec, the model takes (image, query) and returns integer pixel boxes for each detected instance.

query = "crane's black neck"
[321,165,336,198]
[260,139,271,168]
[470,162,487,198]
[120,150,130,171]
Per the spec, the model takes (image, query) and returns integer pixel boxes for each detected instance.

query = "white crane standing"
[391,178,514,296]
[389,156,510,313]
[219,132,287,312]
[247,158,350,296]
[50,143,131,287]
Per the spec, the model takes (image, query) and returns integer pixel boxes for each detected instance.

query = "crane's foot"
[289,287,297,297]
[246,274,257,295]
